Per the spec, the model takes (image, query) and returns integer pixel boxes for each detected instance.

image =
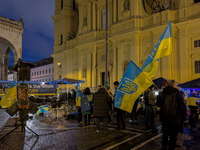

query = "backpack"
[162,92,181,121]
[144,91,149,105]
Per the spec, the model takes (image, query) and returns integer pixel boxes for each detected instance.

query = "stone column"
[117,0,122,21]
[92,2,96,31]
[113,0,117,23]
[78,53,83,80]
[117,46,123,80]
[78,5,82,34]
[130,42,140,67]
[87,53,92,87]
[113,46,117,82]
[88,2,92,31]
[178,26,188,82]
[96,7,100,30]
[92,50,97,88]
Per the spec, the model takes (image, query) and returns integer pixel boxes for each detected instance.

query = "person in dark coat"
[93,86,111,133]
[157,80,186,150]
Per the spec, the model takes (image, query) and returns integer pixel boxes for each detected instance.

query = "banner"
[0,81,57,96]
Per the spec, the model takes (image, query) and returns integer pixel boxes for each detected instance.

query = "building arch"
[0,16,24,80]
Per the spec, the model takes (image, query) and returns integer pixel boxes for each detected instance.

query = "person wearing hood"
[157,80,186,150]
[81,87,93,126]
[93,86,111,133]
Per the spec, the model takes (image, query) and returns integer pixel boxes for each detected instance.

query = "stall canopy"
[48,78,85,85]
[178,78,200,88]
[152,77,168,89]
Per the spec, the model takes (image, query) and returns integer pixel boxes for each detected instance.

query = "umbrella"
[35,105,49,115]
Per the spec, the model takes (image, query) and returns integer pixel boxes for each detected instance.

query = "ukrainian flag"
[114,60,153,113]
[0,79,17,108]
[141,21,172,79]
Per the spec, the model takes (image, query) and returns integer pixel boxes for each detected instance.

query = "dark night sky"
[0,0,55,65]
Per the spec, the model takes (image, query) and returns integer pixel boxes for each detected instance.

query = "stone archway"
[0,16,24,80]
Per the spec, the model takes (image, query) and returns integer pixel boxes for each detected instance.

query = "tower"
[53,0,79,47]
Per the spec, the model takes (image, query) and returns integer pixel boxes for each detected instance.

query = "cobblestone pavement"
[0,108,200,150]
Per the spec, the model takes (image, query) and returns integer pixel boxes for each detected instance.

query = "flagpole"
[105,0,109,87]
[171,53,174,79]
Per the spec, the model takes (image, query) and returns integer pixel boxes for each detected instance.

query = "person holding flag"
[0,79,17,108]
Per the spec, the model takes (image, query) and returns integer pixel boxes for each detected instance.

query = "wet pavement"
[0,108,200,150]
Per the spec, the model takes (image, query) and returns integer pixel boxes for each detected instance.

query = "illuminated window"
[195,61,200,73]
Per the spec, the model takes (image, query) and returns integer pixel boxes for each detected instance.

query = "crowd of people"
[73,79,199,150]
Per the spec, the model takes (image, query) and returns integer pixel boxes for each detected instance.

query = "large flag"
[0,79,17,108]
[114,60,154,113]
[141,21,172,79]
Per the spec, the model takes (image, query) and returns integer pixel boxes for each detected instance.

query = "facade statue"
[124,0,129,11]
[71,31,75,39]
[67,32,71,41]
[83,18,87,26]
[163,0,169,10]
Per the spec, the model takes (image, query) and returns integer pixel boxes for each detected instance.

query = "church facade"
[52,0,200,90]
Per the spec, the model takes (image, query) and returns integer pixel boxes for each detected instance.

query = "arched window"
[124,61,129,73]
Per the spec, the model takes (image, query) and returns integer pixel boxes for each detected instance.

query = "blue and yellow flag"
[114,60,153,113]
[81,94,93,113]
[141,21,172,79]
[0,79,17,108]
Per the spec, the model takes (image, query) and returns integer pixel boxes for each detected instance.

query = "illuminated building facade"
[52,0,200,90]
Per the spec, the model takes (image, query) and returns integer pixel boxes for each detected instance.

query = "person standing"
[157,80,186,150]
[145,85,157,130]
[93,86,111,133]
[113,81,126,131]
[76,89,83,123]
[81,87,93,126]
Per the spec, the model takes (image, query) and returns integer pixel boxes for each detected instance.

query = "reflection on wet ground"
[0,108,200,150]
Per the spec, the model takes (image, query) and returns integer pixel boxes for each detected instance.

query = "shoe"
[129,119,133,123]
[96,130,100,134]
